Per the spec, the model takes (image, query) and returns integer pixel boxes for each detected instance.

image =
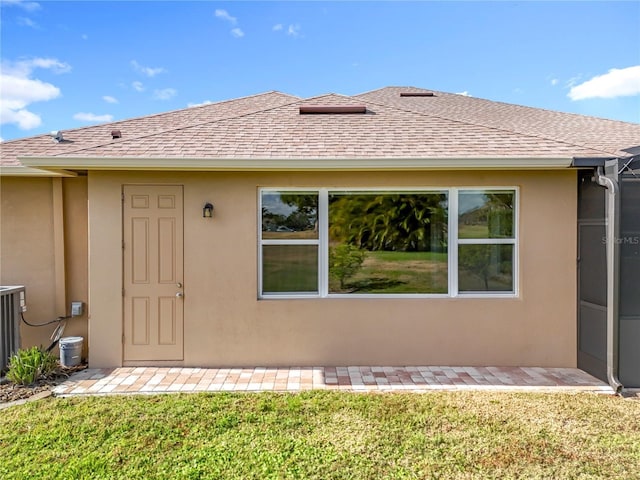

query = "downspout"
[594,160,623,393]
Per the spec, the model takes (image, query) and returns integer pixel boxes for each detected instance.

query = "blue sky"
[1,0,639,142]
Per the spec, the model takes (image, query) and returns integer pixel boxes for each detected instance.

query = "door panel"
[619,177,640,387]
[131,297,150,345]
[132,218,149,283]
[577,172,607,382]
[158,296,177,345]
[158,218,177,283]
[123,185,184,361]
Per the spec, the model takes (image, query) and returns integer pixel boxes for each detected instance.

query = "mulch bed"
[0,364,87,404]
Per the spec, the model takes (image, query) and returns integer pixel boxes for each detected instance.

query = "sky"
[1,0,639,143]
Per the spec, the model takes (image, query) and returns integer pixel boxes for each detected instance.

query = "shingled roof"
[0,91,298,168]
[2,86,639,173]
[357,87,640,158]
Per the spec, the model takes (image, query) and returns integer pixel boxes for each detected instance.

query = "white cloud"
[456,91,471,97]
[17,16,37,28]
[1,106,42,130]
[273,23,301,37]
[81,34,88,40]
[215,9,237,25]
[132,81,145,92]
[5,58,71,76]
[0,57,70,130]
[153,88,177,100]
[550,78,559,86]
[130,60,166,77]
[569,66,640,100]
[1,0,41,12]
[73,112,114,123]
[102,95,118,104]
[566,75,582,88]
[187,100,213,108]
[215,9,243,37]
[287,24,301,37]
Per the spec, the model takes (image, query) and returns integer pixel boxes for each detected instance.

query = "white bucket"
[59,336,83,367]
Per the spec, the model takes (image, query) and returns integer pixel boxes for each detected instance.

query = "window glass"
[262,245,318,293]
[458,191,514,239]
[458,244,514,292]
[259,188,517,298]
[261,192,318,240]
[328,192,448,294]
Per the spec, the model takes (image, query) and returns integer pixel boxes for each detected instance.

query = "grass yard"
[1,391,638,479]
[336,251,449,294]
[458,223,493,239]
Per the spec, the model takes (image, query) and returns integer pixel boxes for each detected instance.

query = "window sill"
[259,293,519,300]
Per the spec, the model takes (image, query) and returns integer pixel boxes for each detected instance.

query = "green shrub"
[329,244,366,289]
[7,346,57,386]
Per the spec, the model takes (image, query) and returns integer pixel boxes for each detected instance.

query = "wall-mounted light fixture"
[203,202,214,218]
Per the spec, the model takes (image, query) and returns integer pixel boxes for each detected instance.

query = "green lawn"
[1,391,638,479]
[458,223,492,239]
[338,251,448,294]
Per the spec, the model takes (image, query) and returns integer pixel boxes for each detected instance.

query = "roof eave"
[571,156,618,168]
[0,166,78,177]
[19,156,574,173]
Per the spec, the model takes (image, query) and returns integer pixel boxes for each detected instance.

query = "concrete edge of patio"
[52,366,616,398]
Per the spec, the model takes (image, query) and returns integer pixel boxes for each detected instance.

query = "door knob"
[176,292,184,298]
[177,282,183,288]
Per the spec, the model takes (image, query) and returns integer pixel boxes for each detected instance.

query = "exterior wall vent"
[111,130,122,139]
[299,105,367,114]
[400,92,435,97]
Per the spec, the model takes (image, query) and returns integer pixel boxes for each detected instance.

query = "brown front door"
[123,185,184,361]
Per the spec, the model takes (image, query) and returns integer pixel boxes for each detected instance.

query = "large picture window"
[259,188,517,298]
[328,192,448,294]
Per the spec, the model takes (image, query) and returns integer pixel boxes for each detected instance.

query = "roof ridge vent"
[400,92,435,97]
[299,105,367,114]
[50,130,64,143]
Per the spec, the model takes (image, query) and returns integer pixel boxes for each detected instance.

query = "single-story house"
[1,87,639,389]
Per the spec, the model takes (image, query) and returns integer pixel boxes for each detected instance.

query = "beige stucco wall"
[62,177,89,353]
[88,169,578,368]
[0,176,88,357]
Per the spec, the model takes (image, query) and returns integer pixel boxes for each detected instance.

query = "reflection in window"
[328,192,448,294]
[458,190,516,293]
[260,191,319,295]
[458,244,513,292]
[262,245,318,293]
[458,191,514,239]
[259,188,517,297]
[261,192,318,240]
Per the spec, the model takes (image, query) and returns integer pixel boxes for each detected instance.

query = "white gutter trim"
[594,162,624,393]
[19,156,573,172]
[0,166,77,177]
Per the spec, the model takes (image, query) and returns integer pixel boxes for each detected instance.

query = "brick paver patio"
[52,366,613,397]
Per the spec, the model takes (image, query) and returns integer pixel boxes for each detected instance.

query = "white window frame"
[258,188,321,298]
[451,187,519,298]
[258,187,518,299]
